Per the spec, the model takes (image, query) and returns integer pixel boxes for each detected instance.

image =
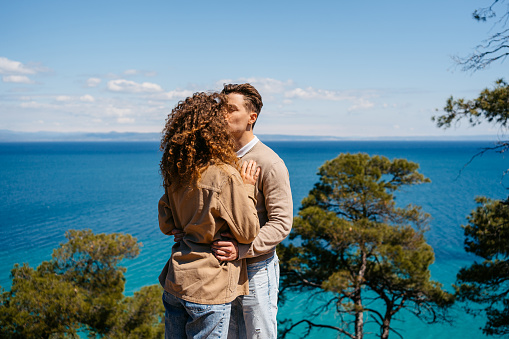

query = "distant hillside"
[0,130,500,142]
[0,130,161,142]
[257,134,500,141]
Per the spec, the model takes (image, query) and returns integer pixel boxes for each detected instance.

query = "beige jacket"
[158,163,259,304]
[237,141,294,264]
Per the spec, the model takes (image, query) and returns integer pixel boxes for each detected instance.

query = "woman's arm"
[158,191,175,235]
[218,161,260,244]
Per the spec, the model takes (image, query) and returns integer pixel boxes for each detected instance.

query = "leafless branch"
[454,141,509,181]
[279,319,355,339]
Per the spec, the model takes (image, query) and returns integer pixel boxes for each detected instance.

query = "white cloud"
[123,69,157,77]
[0,57,36,74]
[217,77,293,95]
[86,78,101,87]
[56,96,72,102]
[20,101,45,108]
[2,75,34,84]
[160,89,194,100]
[117,117,135,124]
[239,77,293,94]
[52,95,94,103]
[285,87,355,101]
[107,79,163,93]
[105,106,132,117]
[80,94,95,102]
[0,57,48,75]
[347,98,375,112]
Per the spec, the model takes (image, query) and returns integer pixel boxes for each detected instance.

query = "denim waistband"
[246,251,277,267]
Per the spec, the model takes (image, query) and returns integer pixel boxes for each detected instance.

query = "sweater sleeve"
[238,159,293,259]
[218,173,260,244]
[158,191,175,235]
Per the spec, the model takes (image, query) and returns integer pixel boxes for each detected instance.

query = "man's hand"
[212,232,239,261]
[171,229,184,242]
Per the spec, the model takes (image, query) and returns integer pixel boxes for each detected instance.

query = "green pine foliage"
[0,263,83,338]
[433,79,509,129]
[455,197,509,336]
[434,79,509,336]
[278,153,454,339]
[0,229,164,339]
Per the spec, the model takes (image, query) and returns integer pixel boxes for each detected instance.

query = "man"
[172,83,293,338]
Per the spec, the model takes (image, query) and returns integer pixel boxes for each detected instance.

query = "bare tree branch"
[279,319,355,339]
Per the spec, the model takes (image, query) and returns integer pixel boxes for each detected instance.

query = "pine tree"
[455,197,509,336]
[435,79,509,336]
[0,229,165,338]
[278,153,454,339]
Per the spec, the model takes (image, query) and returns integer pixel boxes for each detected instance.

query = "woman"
[158,92,260,339]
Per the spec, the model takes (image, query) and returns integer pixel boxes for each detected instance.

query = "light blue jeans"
[228,253,280,339]
[162,290,231,339]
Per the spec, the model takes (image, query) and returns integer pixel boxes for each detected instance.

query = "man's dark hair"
[221,83,263,117]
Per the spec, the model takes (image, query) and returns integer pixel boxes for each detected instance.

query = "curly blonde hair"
[160,92,238,189]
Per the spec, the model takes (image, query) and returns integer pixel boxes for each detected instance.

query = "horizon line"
[0,129,502,142]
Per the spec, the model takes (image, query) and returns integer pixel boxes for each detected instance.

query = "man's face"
[225,93,257,137]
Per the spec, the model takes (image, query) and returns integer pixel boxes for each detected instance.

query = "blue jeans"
[228,253,280,339]
[162,290,231,339]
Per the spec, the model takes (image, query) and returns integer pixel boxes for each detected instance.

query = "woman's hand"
[170,229,184,242]
[241,160,260,185]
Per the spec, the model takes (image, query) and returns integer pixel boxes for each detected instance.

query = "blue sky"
[1,0,508,137]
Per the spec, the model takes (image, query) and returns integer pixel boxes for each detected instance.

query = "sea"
[0,140,507,339]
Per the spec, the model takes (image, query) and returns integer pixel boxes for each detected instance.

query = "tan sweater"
[158,163,259,304]
[237,141,294,263]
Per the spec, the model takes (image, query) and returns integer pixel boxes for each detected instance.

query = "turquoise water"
[0,140,507,338]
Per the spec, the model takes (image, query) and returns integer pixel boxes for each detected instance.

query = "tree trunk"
[354,296,364,339]
[380,304,393,339]
[354,250,367,339]
[381,317,391,339]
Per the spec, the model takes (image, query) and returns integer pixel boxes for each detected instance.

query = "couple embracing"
[158,83,293,338]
